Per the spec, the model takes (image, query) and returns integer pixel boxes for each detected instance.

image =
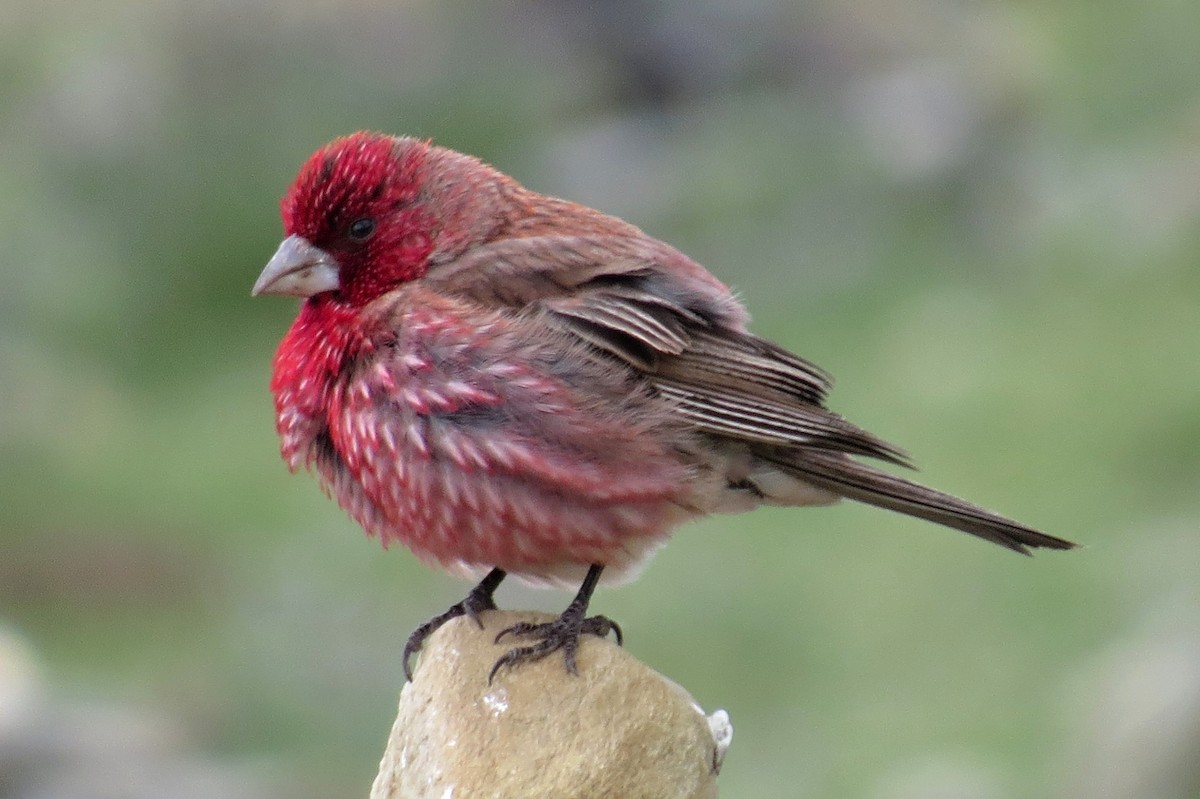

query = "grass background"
[2,2,1198,797]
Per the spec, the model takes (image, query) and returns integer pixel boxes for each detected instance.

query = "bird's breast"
[269,293,703,581]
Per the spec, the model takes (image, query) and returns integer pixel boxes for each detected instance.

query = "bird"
[252,132,1075,682]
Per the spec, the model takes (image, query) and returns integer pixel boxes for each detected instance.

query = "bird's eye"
[348,217,376,241]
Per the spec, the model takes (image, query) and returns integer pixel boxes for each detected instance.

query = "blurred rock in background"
[0,625,292,799]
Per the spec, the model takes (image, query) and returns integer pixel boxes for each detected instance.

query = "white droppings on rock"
[481,688,509,717]
[707,709,733,775]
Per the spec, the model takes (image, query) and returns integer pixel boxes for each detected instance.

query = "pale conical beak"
[252,235,341,297]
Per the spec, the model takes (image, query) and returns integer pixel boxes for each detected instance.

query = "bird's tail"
[775,451,1075,554]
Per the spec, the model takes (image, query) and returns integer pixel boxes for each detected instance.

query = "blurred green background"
[2,1,1198,797]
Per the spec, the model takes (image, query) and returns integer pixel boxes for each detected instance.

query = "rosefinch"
[253,132,1074,681]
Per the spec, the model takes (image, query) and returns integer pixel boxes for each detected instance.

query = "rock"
[370,610,730,799]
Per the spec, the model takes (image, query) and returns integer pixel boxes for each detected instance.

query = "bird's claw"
[489,613,622,683]
[403,583,499,681]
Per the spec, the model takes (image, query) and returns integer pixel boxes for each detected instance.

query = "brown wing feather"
[661,330,831,405]
[655,379,909,465]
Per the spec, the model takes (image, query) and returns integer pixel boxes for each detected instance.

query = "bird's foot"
[489,605,622,683]
[403,568,505,681]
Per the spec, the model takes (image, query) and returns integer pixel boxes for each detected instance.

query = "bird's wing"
[426,232,904,464]
[540,277,909,465]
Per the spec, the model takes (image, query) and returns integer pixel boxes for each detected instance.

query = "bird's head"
[253,132,507,307]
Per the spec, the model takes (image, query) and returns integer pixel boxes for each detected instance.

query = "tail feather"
[776,451,1075,554]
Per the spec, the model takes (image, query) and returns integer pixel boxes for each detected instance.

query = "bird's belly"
[317,436,693,589]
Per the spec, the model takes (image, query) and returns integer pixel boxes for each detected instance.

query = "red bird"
[253,132,1074,681]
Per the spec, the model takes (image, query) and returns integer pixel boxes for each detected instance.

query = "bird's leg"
[403,567,506,681]
[489,564,621,683]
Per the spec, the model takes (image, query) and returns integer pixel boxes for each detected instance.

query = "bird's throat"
[270,296,373,469]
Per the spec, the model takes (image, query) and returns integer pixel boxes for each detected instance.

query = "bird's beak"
[252,235,341,297]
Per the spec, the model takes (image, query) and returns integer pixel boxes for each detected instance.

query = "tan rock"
[370,610,731,799]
